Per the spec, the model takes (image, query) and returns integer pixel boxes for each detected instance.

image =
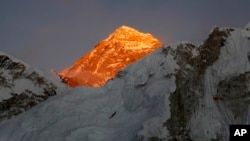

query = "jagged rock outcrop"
[59,25,162,87]
[160,27,233,141]
[0,52,66,122]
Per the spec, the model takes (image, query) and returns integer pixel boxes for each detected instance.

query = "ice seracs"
[59,25,162,87]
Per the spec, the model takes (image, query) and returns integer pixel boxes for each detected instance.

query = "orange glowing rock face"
[59,26,163,87]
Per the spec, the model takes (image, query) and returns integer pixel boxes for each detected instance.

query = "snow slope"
[0,51,67,122]
[0,45,178,141]
[0,25,250,141]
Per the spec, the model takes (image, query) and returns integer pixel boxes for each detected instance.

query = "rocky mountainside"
[59,25,162,87]
[0,51,67,122]
[0,24,250,141]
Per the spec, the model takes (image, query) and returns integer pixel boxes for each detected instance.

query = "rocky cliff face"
[0,52,66,122]
[59,25,162,87]
[161,27,234,141]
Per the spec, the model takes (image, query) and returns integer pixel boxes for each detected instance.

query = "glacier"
[0,25,250,141]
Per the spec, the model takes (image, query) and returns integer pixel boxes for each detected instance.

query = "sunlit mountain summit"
[59,25,163,87]
[1,23,250,141]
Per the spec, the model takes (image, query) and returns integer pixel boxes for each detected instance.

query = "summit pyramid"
[59,26,162,87]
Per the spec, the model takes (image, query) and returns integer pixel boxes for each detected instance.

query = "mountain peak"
[103,25,162,50]
[113,25,141,33]
[116,25,136,31]
[59,26,162,87]
[112,25,149,35]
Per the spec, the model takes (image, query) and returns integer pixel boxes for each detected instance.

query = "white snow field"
[0,44,177,141]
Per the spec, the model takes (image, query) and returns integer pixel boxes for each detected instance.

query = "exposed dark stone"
[216,72,250,119]
[116,70,128,79]
[163,43,200,141]
[25,71,47,86]
[0,87,57,122]
[161,46,171,56]
[247,52,250,62]
[163,28,233,141]
[0,54,60,122]
[197,27,231,75]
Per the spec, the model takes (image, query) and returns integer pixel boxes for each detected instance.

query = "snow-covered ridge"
[0,51,30,68]
[0,51,67,122]
[0,24,250,141]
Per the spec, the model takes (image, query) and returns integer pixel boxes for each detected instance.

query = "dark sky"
[0,0,249,71]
